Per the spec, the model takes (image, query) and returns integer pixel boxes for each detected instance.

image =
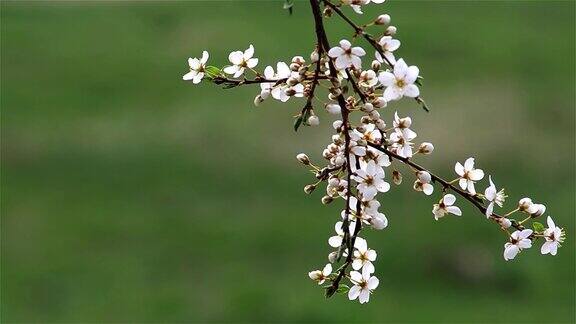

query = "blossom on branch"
[183,51,209,84]
[328,39,366,70]
[378,58,420,101]
[223,44,258,78]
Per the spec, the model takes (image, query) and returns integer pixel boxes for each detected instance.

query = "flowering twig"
[182,0,565,304]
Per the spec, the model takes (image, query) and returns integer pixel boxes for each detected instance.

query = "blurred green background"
[1,0,574,322]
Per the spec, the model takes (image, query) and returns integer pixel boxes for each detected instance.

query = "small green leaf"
[415,75,424,86]
[293,115,303,132]
[336,284,350,294]
[532,221,545,232]
[204,66,222,79]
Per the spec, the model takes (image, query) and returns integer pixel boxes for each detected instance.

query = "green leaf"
[293,115,303,132]
[204,66,221,79]
[532,221,545,232]
[336,284,350,294]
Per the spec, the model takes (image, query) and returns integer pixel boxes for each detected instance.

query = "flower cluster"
[182,0,565,303]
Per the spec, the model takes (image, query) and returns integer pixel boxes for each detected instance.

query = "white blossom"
[351,123,382,145]
[308,263,332,285]
[183,51,209,83]
[352,237,377,273]
[352,161,390,200]
[260,62,291,100]
[369,212,388,230]
[348,267,379,304]
[418,142,434,154]
[327,177,348,198]
[378,58,420,101]
[504,229,533,261]
[541,216,564,256]
[389,128,416,158]
[433,194,462,220]
[518,197,546,216]
[328,221,356,248]
[223,44,258,78]
[484,176,506,217]
[358,70,378,88]
[375,36,400,64]
[328,39,366,70]
[413,171,434,195]
[455,157,484,195]
[360,147,391,169]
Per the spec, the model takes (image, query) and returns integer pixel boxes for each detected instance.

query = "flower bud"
[304,184,316,194]
[418,142,434,154]
[385,25,397,36]
[370,214,388,230]
[323,6,333,17]
[296,153,310,165]
[498,217,512,229]
[310,50,319,63]
[368,110,381,120]
[326,103,342,115]
[322,195,334,205]
[375,14,391,25]
[308,115,320,126]
[292,56,305,65]
[254,94,264,107]
[328,251,338,263]
[371,60,381,71]
[392,170,402,185]
[334,155,345,166]
[375,119,386,130]
[518,197,533,212]
[333,120,343,130]
[361,116,371,124]
[373,97,387,108]
[361,103,374,112]
[530,204,546,217]
[416,171,432,183]
[328,93,338,101]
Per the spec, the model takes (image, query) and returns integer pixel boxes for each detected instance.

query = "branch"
[366,142,524,231]
[212,74,329,89]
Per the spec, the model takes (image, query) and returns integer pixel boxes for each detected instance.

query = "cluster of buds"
[183,0,565,304]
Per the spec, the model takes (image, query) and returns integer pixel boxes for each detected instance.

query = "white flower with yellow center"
[328,39,366,70]
[504,229,533,261]
[541,216,564,256]
[352,161,390,200]
[308,263,332,285]
[348,267,379,304]
[455,157,484,195]
[432,194,462,220]
[484,176,506,217]
[223,44,258,78]
[183,51,209,84]
[352,237,377,273]
[378,58,420,101]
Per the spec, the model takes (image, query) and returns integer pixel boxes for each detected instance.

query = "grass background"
[1,0,575,322]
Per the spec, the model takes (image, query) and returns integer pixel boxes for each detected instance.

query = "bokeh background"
[2,0,575,322]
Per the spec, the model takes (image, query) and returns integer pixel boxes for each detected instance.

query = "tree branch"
[366,142,524,231]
